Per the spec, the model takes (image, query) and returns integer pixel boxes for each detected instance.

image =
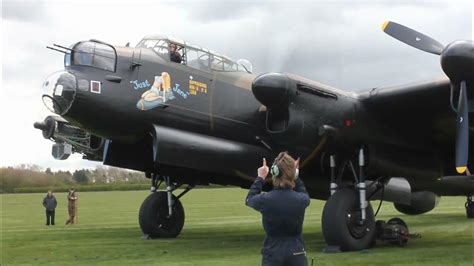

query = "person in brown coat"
[65,188,78,225]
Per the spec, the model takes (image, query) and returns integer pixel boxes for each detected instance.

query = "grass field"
[1,188,473,265]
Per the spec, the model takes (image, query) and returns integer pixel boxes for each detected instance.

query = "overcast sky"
[1,0,473,171]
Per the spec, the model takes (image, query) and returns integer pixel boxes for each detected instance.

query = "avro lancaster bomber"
[35,21,473,251]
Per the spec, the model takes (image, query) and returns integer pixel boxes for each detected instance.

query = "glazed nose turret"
[41,70,77,115]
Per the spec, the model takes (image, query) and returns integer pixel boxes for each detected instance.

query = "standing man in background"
[246,152,310,266]
[65,188,78,225]
[42,190,57,226]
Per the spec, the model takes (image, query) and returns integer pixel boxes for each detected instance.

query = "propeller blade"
[381,21,445,55]
[456,80,469,174]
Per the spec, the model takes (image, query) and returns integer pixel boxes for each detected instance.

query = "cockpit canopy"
[136,34,253,73]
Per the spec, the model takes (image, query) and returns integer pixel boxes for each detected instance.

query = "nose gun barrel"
[34,121,47,131]
[33,117,56,139]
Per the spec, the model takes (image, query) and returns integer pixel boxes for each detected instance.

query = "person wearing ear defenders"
[246,151,310,266]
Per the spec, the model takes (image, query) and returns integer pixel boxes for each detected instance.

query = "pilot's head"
[270,152,298,189]
[169,43,177,52]
[47,190,52,196]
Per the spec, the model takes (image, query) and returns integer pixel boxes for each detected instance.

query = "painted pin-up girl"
[137,72,175,110]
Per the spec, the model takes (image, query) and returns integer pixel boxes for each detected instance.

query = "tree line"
[0,164,148,193]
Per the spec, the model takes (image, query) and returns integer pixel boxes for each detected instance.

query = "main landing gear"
[322,149,375,251]
[322,148,419,251]
[139,174,193,238]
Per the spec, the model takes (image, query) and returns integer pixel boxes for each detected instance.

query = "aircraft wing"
[356,76,474,178]
[359,77,451,110]
[357,77,455,150]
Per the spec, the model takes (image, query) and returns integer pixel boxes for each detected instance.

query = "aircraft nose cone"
[41,71,77,115]
[251,73,291,109]
[441,40,474,82]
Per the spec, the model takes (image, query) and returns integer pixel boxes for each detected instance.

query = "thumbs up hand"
[257,158,269,179]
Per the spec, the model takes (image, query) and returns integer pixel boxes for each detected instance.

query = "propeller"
[382,21,474,174]
[382,21,445,55]
[456,81,469,174]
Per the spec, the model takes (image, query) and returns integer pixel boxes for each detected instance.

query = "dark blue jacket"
[43,195,57,211]
[246,177,310,238]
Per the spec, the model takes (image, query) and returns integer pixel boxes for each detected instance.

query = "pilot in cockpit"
[169,43,182,63]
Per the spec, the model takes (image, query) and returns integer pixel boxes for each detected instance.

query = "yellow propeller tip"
[456,166,467,174]
[381,21,390,31]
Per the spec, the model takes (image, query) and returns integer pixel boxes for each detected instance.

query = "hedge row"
[10,183,229,194]
[12,183,150,194]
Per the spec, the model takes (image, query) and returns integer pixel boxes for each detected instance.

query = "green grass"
[1,188,473,265]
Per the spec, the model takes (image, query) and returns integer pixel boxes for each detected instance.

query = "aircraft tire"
[139,191,185,238]
[321,188,375,251]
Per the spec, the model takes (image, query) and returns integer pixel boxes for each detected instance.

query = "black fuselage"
[47,42,473,199]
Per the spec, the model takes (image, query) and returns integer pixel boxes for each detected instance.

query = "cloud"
[1,0,48,23]
[168,1,471,88]
[181,1,260,22]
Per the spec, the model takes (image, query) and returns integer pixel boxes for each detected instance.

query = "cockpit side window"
[186,47,210,72]
[137,39,185,64]
[138,39,159,49]
[153,40,170,56]
[72,42,116,72]
[223,59,238,71]
[93,43,116,71]
[210,56,224,71]
[210,56,238,72]
[136,37,251,73]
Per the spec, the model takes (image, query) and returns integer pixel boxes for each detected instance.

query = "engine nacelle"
[394,191,440,215]
[252,73,291,109]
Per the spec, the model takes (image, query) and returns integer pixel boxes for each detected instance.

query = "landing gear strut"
[139,174,192,238]
[466,196,474,218]
[322,148,376,251]
[150,172,159,192]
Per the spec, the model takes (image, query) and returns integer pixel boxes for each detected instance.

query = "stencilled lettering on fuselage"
[189,76,208,95]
